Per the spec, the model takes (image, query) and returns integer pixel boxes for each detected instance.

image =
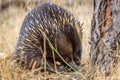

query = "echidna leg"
[65,56,78,71]
[73,47,81,66]
[46,58,67,72]
[69,28,81,66]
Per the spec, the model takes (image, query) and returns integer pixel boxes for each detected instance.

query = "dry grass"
[0,0,120,80]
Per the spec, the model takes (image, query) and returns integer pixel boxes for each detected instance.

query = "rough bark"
[90,0,119,75]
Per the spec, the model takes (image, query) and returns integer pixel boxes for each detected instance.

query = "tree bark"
[90,0,119,75]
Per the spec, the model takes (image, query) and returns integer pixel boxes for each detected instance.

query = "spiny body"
[14,3,82,70]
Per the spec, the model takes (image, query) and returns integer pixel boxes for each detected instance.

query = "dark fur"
[14,3,82,71]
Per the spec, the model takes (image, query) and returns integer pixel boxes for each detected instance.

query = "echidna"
[14,3,82,71]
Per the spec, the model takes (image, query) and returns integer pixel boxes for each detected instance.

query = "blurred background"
[0,0,93,59]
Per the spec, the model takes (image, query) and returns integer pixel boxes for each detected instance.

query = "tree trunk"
[90,0,120,75]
